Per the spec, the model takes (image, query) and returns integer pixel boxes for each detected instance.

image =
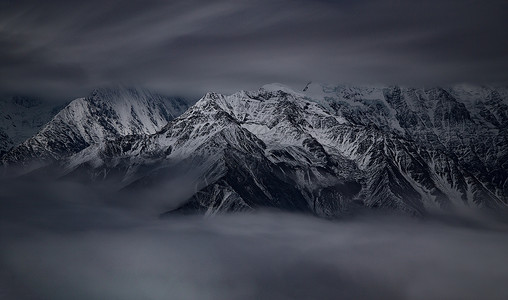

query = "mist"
[1,179,508,300]
[2,0,508,99]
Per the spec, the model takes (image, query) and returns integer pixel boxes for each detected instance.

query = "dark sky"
[1,0,508,100]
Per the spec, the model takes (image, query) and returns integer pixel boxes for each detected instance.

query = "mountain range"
[1,83,507,217]
[1,87,189,175]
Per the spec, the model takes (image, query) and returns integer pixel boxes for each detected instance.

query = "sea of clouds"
[1,179,508,300]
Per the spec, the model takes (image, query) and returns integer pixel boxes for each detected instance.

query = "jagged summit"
[1,86,190,174]
[1,83,507,216]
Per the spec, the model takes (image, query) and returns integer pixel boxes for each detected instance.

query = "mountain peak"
[2,83,507,216]
[1,87,190,174]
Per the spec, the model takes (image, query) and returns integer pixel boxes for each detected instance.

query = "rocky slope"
[0,96,63,155]
[49,84,507,216]
[303,83,508,204]
[1,87,189,175]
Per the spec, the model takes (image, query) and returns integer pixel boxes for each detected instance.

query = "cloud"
[0,0,508,99]
[1,179,508,300]
[1,0,508,99]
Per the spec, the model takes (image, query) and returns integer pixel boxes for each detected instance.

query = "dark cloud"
[1,0,507,100]
[1,177,508,299]
[1,178,508,299]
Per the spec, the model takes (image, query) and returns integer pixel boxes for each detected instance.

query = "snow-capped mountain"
[302,83,508,205]
[1,87,189,174]
[0,96,63,156]
[47,83,507,216]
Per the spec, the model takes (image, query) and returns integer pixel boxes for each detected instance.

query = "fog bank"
[1,180,508,300]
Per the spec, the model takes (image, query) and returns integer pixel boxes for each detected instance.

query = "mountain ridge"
[1,83,507,216]
[1,87,190,175]
[0,95,64,155]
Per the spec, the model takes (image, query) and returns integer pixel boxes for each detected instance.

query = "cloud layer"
[1,179,508,299]
[1,0,508,99]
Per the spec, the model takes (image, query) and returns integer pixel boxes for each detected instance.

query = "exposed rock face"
[0,96,63,155]
[3,83,507,216]
[1,87,189,174]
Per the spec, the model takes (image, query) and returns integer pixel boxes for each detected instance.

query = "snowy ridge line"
[1,83,507,216]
